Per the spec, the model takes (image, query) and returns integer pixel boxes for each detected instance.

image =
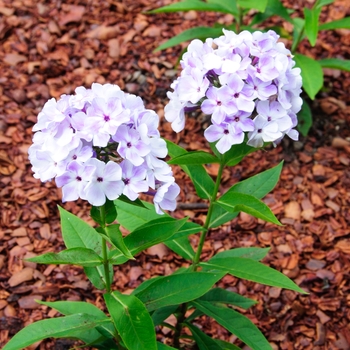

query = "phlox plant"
[149,0,350,136]
[5,30,306,350]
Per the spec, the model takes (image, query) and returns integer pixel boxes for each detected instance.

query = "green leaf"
[152,305,179,326]
[167,151,219,165]
[319,17,350,30]
[294,53,324,99]
[26,248,103,267]
[216,192,281,225]
[220,142,255,166]
[209,162,283,228]
[250,0,292,25]
[37,300,116,339]
[193,300,272,350]
[3,314,110,350]
[166,140,215,199]
[148,0,235,15]
[238,0,267,12]
[58,206,109,290]
[157,342,178,350]
[212,339,242,350]
[319,58,350,72]
[297,100,313,137]
[135,272,225,312]
[186,322,224,350]
[115,198,203,237]
[202,258,306,293]
[209,247,270,262]
[109,217,188,264]
[105,291,157,350]
[315,0,334,9]
[198,288,257,309]
[155,26,225,52]
[118,194,147,208]
[164,235,195,260]
[90,200,117,226]
[105,224,134,260]
[208,0,238,15]
[291,17,305,52]
[304,7,321,46]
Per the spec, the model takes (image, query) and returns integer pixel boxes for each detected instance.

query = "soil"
[0,0,350,349]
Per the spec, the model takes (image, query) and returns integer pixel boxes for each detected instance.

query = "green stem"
[192,162,225,270]
[99,205,112,293]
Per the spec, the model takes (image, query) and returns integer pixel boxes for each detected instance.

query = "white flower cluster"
[165,29,302,153]
[28,83,179,213]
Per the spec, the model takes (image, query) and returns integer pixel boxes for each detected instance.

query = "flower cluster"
[28,83,179,213]
[165,29,302,153]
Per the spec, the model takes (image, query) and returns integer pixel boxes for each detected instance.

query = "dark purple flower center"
[224,129,229,135]
[257,68,261,73]
[76,176,82,181]
[234,117,240,122]
[217,101,222,106]
[97,177,103,182]
[124,178,130,185]
[72,154,77,160]
[104,115,110,122]
[234,93,239,98]
[267,117,272,122]
[257,129,262,133]
[127,142,132,148]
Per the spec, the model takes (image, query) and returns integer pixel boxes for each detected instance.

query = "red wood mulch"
[0,0,350,349]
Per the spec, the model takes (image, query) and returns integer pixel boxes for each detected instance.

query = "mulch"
[0,0,350,349]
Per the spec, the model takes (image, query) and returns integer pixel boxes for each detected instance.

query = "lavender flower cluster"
[165,29,302,153]
[28,83,179,213]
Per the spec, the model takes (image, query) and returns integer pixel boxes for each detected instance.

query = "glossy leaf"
[217,192,281,225]
[209,247,270,262]
[166,140,215,199]
[37,300,115,338]
[304,7,321,46]
[291,17,305,52]
[104,291,157,350]
[157,343,177,350]
[152,305,179,326]
[164,235,195,260]
[202,258,306,293]
[297,100,313,136]
[148,0,235,14]
[319,17,350,30]
[250,0,292,25]
[213,339,242,350]
[238,0,267,12]
[58,206,108,290]
[220,142,255,166]
[3,314,110,350]
[294,53,323,99]
[198,288,257,309]
[26,248,103,267]
[186,322,224,350]
[319,58,350,72]
[155,26,225,52]
[315,0,334,8]
[135,272,225,312]
[167,151,219,165]
[193,300,272,350]
[105,224,133,260]
[109,217,188,264]
[209,204,239,229]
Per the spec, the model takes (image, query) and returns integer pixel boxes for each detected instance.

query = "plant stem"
[192,162,225,270]
[99,204,112,293]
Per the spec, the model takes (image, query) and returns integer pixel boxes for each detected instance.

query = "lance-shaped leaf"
[164,235,195,260]
[109,217,188,264]
[209,247,270,262]
[26,248,103,267]
[58,206,110,290]
[238,0,267,12]
[166,139,215,199]
[37,300,115,337]
[168,151,219,165]
[201,258,306,293]
[135,272,225,312]
[297,100,312,137]
[319,58,350,72]
[152,305,179,326]
[198,288,257,310]
[304,7,321,46]
[193,300,272,350]
[104,224,134,260]
[186,322,227,350]
[104,291,157,350]
[294,53,323,100]
[157,343,177,350]
[3,314,110,350]
[216,192,281,225]
[90,199,118,226]
[319,17,350,30]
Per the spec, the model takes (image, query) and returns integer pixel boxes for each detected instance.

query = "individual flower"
[164,29,302,154]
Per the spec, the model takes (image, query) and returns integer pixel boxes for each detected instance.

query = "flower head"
[164,29,302,153]
[29,84,178,212]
